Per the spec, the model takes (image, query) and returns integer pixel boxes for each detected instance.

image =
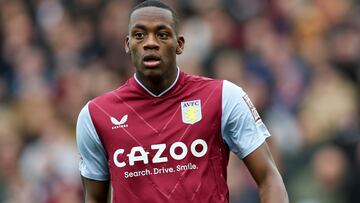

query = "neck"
[135,67,178,97]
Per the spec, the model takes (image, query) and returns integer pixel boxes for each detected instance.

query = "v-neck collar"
[133,67,180,97]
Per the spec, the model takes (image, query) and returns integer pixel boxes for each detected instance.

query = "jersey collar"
[134,67,180,97]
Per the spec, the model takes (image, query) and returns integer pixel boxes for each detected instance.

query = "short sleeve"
[76,102,109,181]
[221,80,271,159]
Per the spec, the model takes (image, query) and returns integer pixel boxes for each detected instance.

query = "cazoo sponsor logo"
[113,139,208,168]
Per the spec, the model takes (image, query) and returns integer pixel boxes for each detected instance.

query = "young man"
[76,1,288,202]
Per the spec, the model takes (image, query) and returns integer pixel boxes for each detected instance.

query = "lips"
[143,54,161,68]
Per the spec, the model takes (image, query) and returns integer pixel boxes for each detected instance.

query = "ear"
[125,35,131,54]
[176,35,185,55]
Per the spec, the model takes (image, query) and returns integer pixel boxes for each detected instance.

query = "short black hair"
[129,0,179,33]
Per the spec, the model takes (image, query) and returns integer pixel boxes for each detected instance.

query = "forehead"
[129,7,174,29]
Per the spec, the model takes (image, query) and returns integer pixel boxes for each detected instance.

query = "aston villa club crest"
[181,100,202,124]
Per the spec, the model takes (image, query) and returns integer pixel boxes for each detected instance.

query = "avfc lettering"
[113,139,208,168]
[182,100,200,107]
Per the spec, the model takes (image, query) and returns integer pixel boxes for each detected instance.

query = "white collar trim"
[134,67,180,97]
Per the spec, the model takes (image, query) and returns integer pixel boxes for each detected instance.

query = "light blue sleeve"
[221,80,271,159]
[76,102,109,181]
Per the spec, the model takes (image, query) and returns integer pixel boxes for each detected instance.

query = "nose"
[143,34,159,50]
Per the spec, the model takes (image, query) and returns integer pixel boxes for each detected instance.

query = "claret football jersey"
[76,68,270,203]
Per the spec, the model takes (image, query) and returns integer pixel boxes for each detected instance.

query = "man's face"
[125,7,184,81]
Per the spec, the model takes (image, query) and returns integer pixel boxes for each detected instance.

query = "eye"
[158,32,169,39]
[134,32,144,39]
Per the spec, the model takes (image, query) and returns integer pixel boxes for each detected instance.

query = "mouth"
[143,54,161,68]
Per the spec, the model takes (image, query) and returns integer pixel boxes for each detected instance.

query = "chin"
[141,68,164,81]
[147,72,164,83]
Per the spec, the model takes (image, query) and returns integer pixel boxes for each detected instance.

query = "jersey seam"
[80,170,109,181]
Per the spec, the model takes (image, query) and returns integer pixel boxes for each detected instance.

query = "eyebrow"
[131,23,173,31]
[131,24,146,31]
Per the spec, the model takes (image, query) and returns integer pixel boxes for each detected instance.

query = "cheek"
[129,41,141,53]
[163,45,177,59]
[130,46,142,62]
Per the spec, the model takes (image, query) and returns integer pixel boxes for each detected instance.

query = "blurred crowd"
[0,0,359,202]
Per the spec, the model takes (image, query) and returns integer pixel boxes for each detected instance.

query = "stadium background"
[0,0,359,202]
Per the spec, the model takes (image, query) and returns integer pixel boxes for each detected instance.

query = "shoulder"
[222,80,264,125]
[184,72,218,82]
[183,73,246,91]
[181,73,248,99]
[222,80,246,99]
[182,72,223,88]
[221,80,252,119]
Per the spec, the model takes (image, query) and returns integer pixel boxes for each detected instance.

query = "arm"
[81,176,110,203]
[221,80,288,202]
[243,142,288,203]
[76,103,111,202]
